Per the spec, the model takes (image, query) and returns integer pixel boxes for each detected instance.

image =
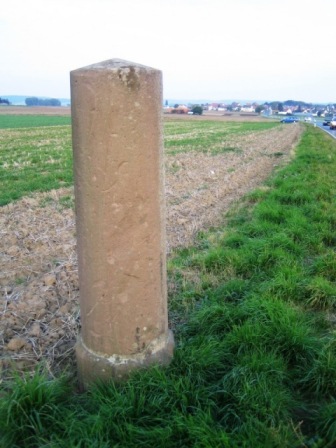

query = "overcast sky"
[1,0,336,103]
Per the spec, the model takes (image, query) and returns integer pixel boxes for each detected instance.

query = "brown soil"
[0,123,303,379]
[0,106,71,115]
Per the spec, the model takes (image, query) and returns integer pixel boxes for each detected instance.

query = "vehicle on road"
[280,116,299,123]
[323,114,333,126]
[330,117,336,130]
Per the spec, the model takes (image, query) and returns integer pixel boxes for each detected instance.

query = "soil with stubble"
[0,122,303,379]
[0,106,71,115]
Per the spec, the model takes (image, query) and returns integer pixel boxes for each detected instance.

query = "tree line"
[0,98,10,105]
[25,97,61,107]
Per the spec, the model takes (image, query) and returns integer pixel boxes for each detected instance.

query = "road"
[314,121,336,139]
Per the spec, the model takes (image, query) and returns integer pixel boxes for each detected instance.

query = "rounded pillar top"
[71,59,160,74]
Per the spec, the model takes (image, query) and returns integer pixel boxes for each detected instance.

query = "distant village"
[1,95,335,117]
[164,100,336,117]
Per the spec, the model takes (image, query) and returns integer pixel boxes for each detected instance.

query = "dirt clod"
[6,337,27,351]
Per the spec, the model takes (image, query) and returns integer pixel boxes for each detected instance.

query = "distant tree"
[47,98,61,106]
[278,102,284,112]
[165,100,168,106]
[174,104,179,108]
[0,98,10,105]
[25,97,61,106]
[192,105,203,115]
[284,100,312,110]
[255,105,265,114]
[284,100,296,107]
[25,97,39,106]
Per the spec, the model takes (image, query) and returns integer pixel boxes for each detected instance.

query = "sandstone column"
[70,59,174,388]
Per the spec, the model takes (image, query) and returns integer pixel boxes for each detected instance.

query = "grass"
[0,114,71,129]
[0,125,72,205]
[1,122,336,446]
[164,119,279,155]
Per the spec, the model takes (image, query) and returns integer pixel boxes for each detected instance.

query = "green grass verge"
[1,126,336,446]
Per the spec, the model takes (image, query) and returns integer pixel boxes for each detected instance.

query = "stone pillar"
[70,59,174,389]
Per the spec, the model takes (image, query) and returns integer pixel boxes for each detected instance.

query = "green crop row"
[164,119,279,154]
[0,125,72,205]
[0,114,71,129]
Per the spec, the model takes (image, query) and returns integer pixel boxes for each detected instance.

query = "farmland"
[0,114,285,207]
[0,105,71,116]
[0,114,71,129]
[0,115,301,369]
[2,115,336,446]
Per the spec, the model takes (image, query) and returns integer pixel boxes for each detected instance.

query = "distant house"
[208,103,226,111]
[262,106,273,116]
[241,104,255,113]
[165,105,189,114]
[231,102,241,111]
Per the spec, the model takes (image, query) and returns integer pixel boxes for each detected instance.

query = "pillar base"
[76,330,174,389]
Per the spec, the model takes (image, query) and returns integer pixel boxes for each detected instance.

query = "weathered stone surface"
[71,59,174,386]
[76,330,174,389]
